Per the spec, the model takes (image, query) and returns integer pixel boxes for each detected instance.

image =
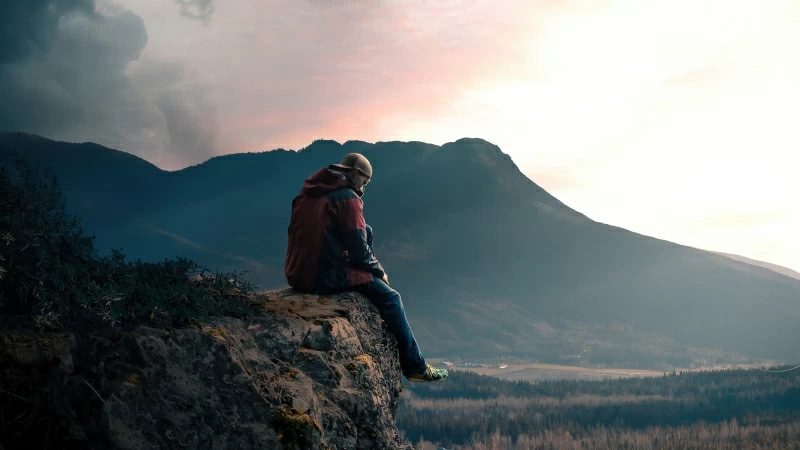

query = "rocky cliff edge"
[0,289,413,449]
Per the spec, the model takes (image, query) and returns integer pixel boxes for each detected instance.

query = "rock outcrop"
[0,289,413,449]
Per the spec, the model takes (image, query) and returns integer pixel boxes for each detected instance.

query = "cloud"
[0,0,95,64]
[175,0,215,21]
[1,0,540,168]
[125,59,219,167]
[0,2,149,144]
[0,0,219,168]
[135,0,541,158]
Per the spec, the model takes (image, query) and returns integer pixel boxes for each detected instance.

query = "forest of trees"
[398,367,800,449]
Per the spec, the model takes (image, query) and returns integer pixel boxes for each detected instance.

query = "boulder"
[0,289,413,449]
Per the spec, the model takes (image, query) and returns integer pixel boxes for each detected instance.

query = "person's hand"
[381,273,390,285]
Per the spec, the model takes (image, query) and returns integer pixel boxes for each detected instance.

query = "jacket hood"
[301,167,356,197]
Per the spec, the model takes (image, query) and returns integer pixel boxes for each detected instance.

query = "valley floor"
[399,364,800,450]
[427,358,769,382]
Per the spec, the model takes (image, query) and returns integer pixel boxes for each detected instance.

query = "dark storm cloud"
[175,0,215,21]
[0,0,219,167]
[0,0,95,64]
[0,1,149,140]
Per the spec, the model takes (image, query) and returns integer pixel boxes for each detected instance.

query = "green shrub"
[0,151,256,329]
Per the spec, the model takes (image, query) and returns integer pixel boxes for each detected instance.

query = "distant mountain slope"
[0,132,167,230]
[712,251,800,281]
[3,132,799,369]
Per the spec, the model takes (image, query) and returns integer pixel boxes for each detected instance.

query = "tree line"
[398,367,800,449]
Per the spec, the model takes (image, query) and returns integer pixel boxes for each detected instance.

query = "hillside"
[2,131,799,369]
[712,251,800,281]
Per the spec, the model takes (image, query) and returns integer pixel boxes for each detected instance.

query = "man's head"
[330,153,372,195]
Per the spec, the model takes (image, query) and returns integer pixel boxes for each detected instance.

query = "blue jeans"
[355,224,426,375]
[354,278,427,375]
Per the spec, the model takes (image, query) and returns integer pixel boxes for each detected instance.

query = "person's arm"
[336,195,386,279]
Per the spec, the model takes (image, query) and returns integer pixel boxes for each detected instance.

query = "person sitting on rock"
[285,152,448,383]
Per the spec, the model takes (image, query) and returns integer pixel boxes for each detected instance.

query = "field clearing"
[428,358,763,381]
[426,359,768,382]
[426,359,665,381]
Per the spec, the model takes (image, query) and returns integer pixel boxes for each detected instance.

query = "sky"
[1,0,798,273]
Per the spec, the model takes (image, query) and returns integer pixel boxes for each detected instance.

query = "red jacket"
[284,168,385,293]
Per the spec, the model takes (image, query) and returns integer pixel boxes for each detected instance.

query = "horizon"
[1,0,798,273]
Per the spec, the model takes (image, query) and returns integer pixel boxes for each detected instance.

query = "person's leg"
[354,278,426,375]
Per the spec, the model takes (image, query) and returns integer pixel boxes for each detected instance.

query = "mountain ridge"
[711,251,800,281]
[2,132,798,369]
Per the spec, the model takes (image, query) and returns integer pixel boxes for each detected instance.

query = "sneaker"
[406,364,448,382]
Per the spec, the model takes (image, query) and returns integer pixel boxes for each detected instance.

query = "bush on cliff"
[0,151,255,329]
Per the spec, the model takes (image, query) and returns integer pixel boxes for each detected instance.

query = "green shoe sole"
[406,364,448,382]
